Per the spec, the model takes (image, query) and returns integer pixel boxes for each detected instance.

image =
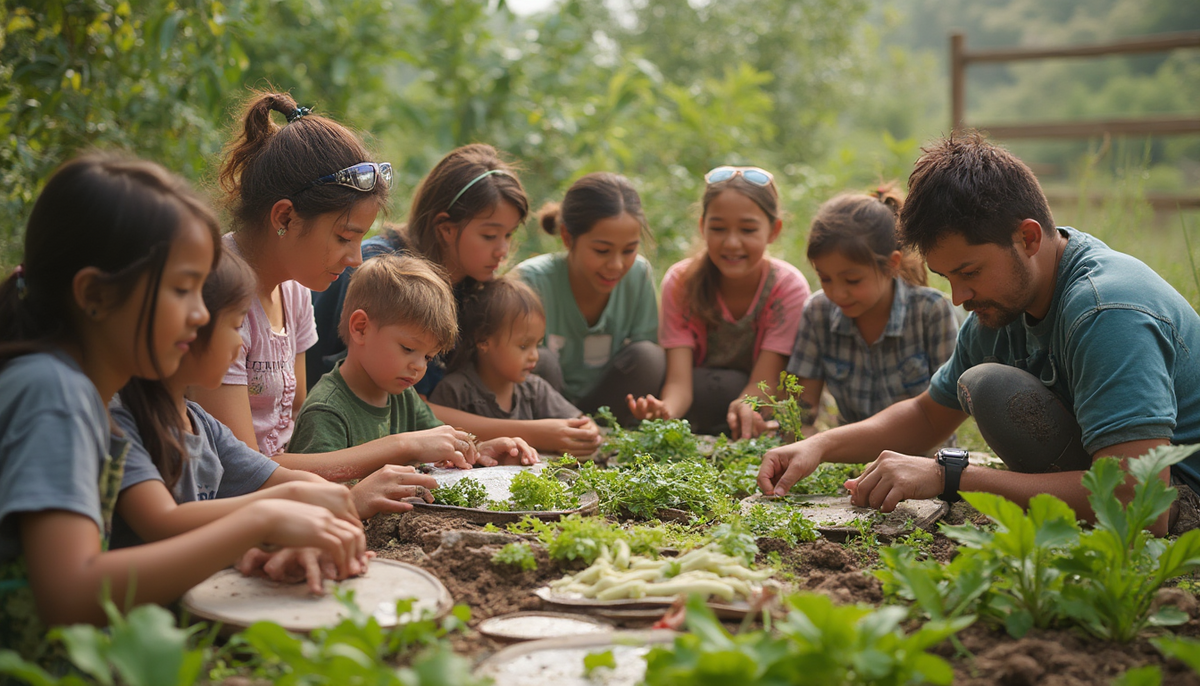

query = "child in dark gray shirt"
[432,277,584,422]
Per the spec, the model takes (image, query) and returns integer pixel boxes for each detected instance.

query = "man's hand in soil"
[844,451,942,512]
[758,440,823,496]
[475,437,539,466]
[350,465,436,518]
[236,546,375,595]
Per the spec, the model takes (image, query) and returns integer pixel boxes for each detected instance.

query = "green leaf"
[582,649,615,676]
[1005,608,1034,638]
[106,605,192,686]
[1145,605,1188,627]
[0,650,59,686]
[53,624,114,685]
[1151,635,1200,673]
[1112,665,1163,686]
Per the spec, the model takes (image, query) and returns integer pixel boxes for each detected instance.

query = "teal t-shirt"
[515,252,659,402]
[290,360,443,455]
[928,228,1200,491]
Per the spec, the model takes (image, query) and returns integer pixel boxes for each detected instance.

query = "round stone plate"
[740,494,948,542]
[412,463,599,523]
[182,559,452,632]
[534,586,757,621]
[474,630,677,685]
[477,611,613,644]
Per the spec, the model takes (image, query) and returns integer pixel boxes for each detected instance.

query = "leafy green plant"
[642,593,971,685]
[744,371,806,441]
[875,545,995,622]
[596,406,699,463]
[942,492,1079,638]
[0,599,212,686]
[790,462,867,497]
[491,542,538,572]
[507,470,579,512]
[431,477,488,508]
[573,455,735,520]
[231,592,480,686]
[740,504,819,546]
[1056,445,1200,642]
[707,522,761,564]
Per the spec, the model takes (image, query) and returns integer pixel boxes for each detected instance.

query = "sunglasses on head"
[704,166,774,187]
[296,162,392,194]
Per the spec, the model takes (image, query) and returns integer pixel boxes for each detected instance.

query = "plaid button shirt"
[787,278,959,424]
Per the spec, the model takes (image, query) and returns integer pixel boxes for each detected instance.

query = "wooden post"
[950,32,966,132]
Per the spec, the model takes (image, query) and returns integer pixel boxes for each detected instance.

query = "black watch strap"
[937,448,969,503]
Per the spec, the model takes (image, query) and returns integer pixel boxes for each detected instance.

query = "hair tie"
[286,106,311,123]
[448,169,512,210]
[13,264,27,300]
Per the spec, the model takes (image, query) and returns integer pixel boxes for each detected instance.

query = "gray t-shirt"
[110,399,279,548]
[430,365,582,421]
[0,351,116,562]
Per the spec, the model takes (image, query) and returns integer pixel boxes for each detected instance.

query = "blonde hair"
[450,276,545,371]
[339,254,458,350]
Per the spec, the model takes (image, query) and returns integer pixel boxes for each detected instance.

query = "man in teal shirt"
[759,131,1200,536]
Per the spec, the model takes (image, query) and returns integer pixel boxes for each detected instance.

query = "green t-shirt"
[290,361,443,454]
[515,252,659,402]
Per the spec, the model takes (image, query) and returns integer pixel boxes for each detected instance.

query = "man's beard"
[964,253,1033,330]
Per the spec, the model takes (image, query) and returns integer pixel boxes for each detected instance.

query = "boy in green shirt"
[290,255,537,477]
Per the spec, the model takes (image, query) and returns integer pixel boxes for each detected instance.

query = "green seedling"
[491,542,538,572]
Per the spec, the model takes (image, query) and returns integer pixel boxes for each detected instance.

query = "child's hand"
[349,465,437,519]
[626,394,670,421]
[532,417,602,456]
[726,398,780,440]
[399,425,478,469]
[236,546,375,595]
[476,437,539,466]
[251,499,368,583]
[279,481,361,526]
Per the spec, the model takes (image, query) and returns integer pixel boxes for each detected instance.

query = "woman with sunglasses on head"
[627,166,810,439]
[510,173,665,429]
[190,93,466,484]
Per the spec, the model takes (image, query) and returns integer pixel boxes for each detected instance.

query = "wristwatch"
[935,447,970,503]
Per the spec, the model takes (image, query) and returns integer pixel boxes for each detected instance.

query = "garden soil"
[367,510,1200,684]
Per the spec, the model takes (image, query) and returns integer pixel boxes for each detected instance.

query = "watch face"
[938,448,970,463]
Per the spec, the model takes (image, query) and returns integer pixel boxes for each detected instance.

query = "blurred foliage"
[1,0,1197,288]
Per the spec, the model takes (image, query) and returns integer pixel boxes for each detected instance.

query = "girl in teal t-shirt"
[515,173,665,425]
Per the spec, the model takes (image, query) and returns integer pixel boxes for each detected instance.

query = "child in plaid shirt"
[787,185,958,427]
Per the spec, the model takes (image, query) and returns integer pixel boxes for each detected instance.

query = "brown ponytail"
[806,182,928,287]
[219,90,387,237]
[680,174,781,328]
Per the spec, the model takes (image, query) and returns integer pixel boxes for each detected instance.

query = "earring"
[277,226,287,237]
[89,308,99,318]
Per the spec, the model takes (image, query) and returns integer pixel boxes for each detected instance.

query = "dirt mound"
[946,623,1200,686]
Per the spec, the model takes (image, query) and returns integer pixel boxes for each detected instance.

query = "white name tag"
[548,334,566,354]
[582,334,613,367]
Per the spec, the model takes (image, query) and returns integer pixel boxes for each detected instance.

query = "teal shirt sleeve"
[629,258,659,344]
[1065,308,1179,453]
[927,316,979,410]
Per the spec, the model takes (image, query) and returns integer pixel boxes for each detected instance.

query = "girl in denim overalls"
[628,166,810,438]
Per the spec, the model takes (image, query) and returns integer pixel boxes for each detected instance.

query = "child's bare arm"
[427,402,601,456]
[20,501,365,626]
[116,479,362,543]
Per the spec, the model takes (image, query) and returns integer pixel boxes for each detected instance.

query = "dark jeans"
[535,340,666,426]
[955,363,1198,534]
[684,368,749,436]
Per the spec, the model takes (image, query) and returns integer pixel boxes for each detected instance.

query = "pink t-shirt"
[659,256,810,367]
[221,236,318,456]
